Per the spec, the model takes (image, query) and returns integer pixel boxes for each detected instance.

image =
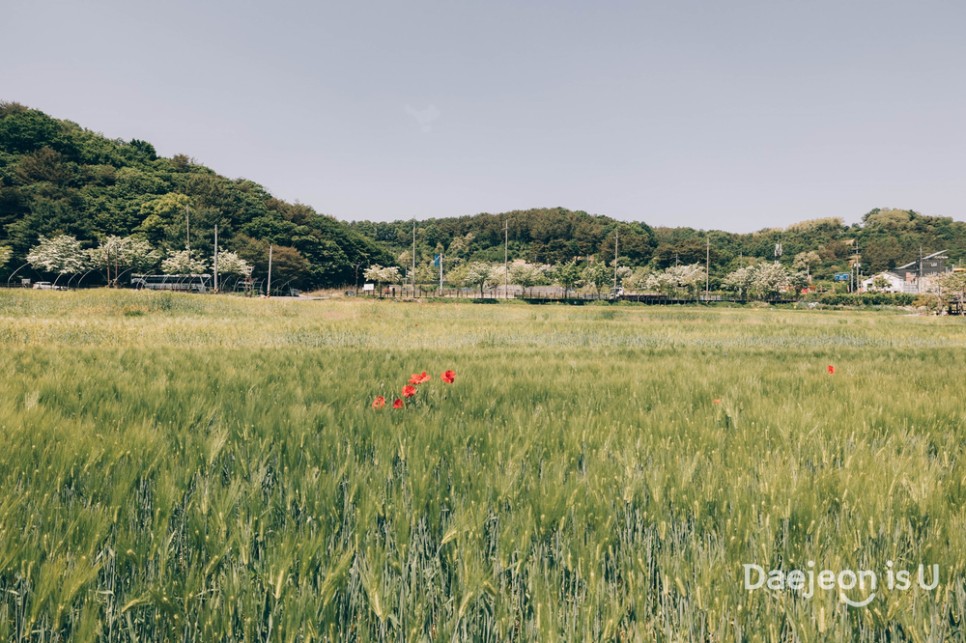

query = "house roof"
[895,250,948,271]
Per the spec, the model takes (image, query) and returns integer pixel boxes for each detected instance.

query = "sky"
[3,0,964,232]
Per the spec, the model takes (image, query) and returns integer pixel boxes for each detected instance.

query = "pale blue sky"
[3,0,964,231]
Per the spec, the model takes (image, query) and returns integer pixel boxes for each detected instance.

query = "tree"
[363,264,402,296]
[651,239,708,269]
[870,275,891,292]
[615,265,633,288]
[264,246,313,292]
[582,261,611,298]
[0,246,11,269]
[722,262,805,300]
[551,261,584,298]
[27,235,89,283]
[232,235,313,290]
[937,271,966,301]
[88,235,160,286]
[793,251,822,278]
[638,263,705,297]
[216,251,251,277]
[462,262,498,297]
[161,250,207,275]
[509,260,548,297]
[664,264,705,298]
[751,262,794,299]
[138,193,192,247]
[623,267,653,292]
[721,266,755,300]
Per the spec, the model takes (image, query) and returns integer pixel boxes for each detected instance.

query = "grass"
[0,289,964,641]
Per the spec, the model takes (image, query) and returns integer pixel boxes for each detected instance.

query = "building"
[859,251,949,294]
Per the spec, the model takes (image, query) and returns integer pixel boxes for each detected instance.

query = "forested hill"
[2,102,963,290]
[0,103,392,288]
[352,207,966,280]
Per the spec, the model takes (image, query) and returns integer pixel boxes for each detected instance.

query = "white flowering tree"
[582,261,612,298]
[666,264,706,298]
[721,265,755,299]
[615,265,633,286]
[27,235,89,285]
[623,267,653,292]
[216,251,251,276]
[88,235,161,286]
[722,263,806,300]
[363,264,402,295]
[161,250,207,275]
[462,262,500,298]
[640,263,705,297]
[750,262,800,299]
[213,251,252,291]
[509,260,549,297]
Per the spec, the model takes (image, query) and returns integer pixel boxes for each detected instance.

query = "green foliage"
[350,209,659,271]
[3,105,963,291]
[0,105,391,287]
[360,208,963,289]
[550,260,584,297]
[460,261,499,296]
[813,292,917,306]
[582,260,612,297]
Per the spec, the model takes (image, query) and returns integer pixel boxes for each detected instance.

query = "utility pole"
[504,218,509,299]
[213,225,219,293]
[918,246,923,294]
[185,205,191,252]
[267,244,273,298]
[439,252,444,296]
[613,228,619,292]
[412,220,417,299]
[856,243,861,291]
[705,236,710,298]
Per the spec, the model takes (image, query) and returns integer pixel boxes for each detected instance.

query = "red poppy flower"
[409,371,431,385]
[827,365,835,375]
[392,398,404,409]
[712,399,721,405]
[372,396,386,409]
[402,384,417,398]
[441,370,456,384]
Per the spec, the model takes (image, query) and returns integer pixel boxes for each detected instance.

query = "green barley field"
[1,289,965,641]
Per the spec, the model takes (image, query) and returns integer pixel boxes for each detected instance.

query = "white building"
[860,271,908,293]
[859,251,949,294]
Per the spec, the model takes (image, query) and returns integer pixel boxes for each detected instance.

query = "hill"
[0,103,392,289]
[351,208,966,282]
[2,102,963,291]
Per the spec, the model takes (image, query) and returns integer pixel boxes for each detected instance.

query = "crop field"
[0,290,965,641]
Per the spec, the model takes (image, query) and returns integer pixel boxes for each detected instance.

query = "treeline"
[0,103,391,288]
[351,209,966,286]
[2,103,963,292]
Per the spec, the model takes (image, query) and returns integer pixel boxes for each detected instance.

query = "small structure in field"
[131,274,212,293]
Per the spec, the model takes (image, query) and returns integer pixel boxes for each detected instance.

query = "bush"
[812,292,915,307]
